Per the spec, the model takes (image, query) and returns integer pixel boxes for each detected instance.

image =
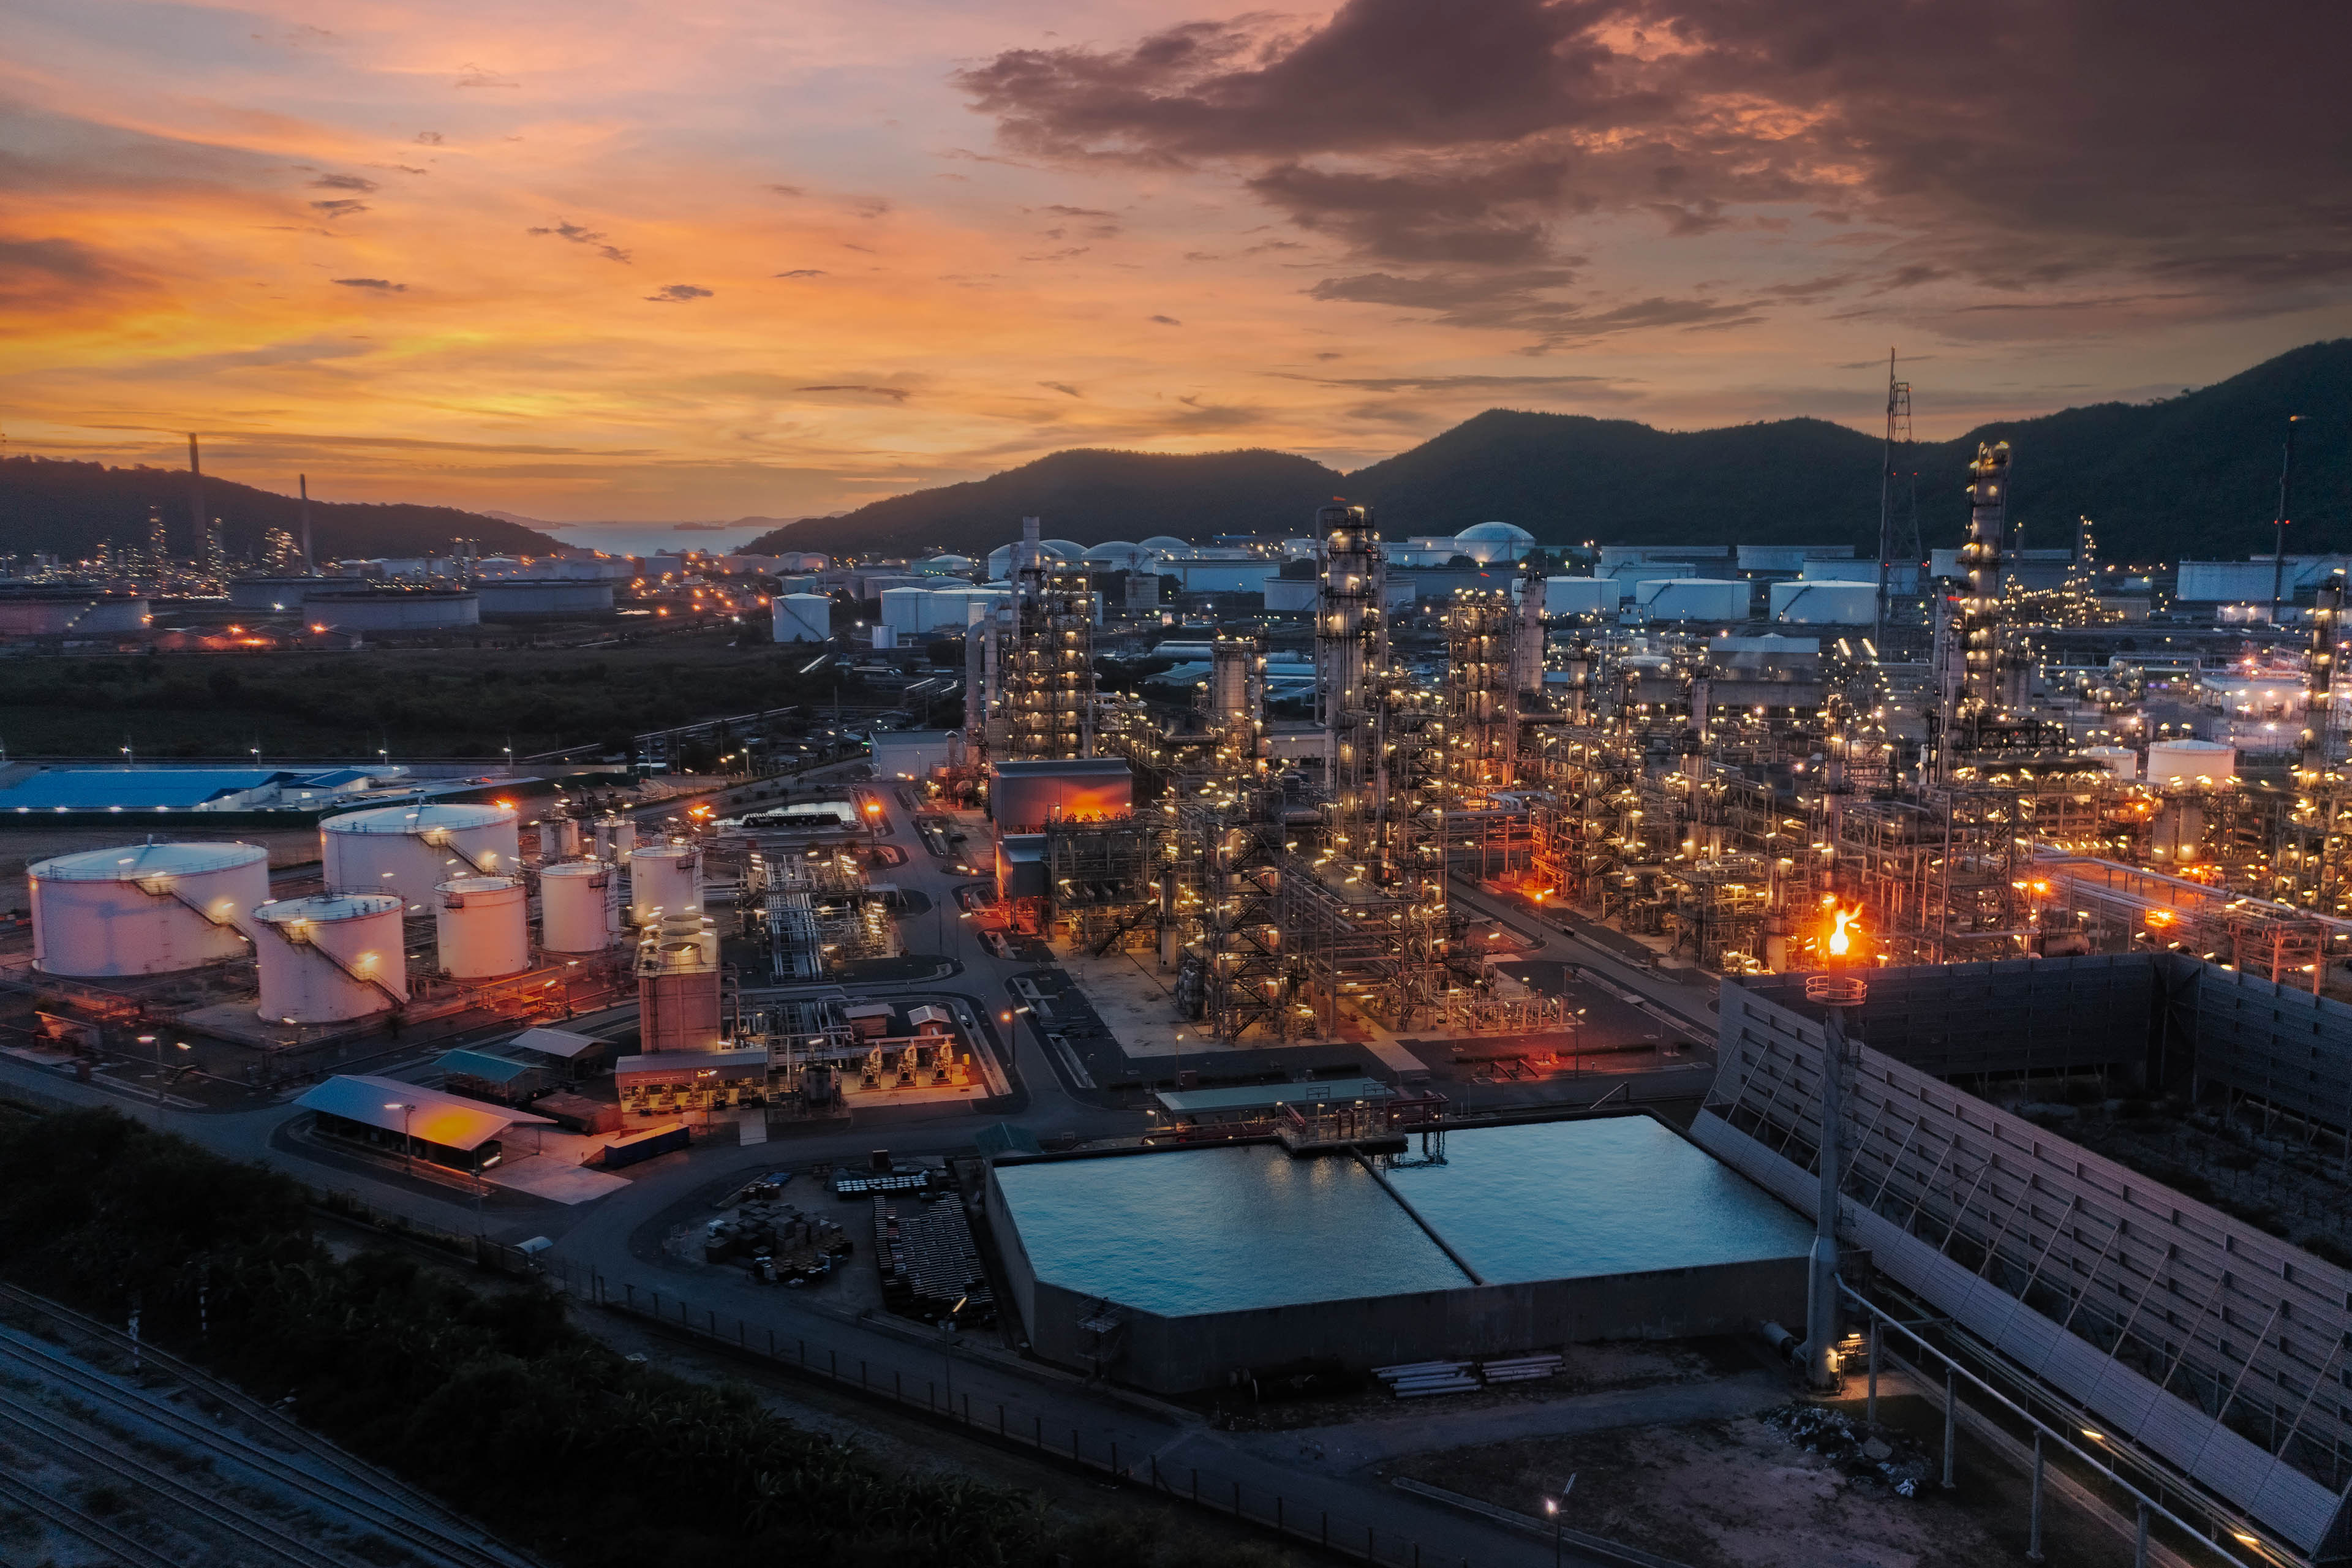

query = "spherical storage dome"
[1082,540,1140,562]
[1037,539,1084,561]
[1139,535,1192,554]
[1453,521,1537,564]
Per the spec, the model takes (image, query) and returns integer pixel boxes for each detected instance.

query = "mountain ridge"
[751,339,2352,564]
[0,458,567,564]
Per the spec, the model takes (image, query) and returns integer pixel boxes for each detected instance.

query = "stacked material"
[1374,1360,1480,1398]
[873,1197,995,1322]
[1479,1352,1565,1384]
[704,1196,850,1284]
[1373,1351,1564,1398]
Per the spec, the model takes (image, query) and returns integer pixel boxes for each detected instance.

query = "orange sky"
[2,0,2344,546]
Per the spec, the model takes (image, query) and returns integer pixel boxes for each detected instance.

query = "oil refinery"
[17,447,2352,1567]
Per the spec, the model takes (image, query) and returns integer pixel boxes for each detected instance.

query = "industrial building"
[987,1117,1809,1392]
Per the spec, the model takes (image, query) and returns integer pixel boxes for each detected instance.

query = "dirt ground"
[1195,1338,1746,1431]
[1393,1389,2208,1568]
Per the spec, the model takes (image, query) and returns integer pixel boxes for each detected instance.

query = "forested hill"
[750,338,2352,564]
[0,457,565,563]
[758,447,1347,559]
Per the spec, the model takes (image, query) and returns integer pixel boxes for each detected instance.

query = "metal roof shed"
[297,1073,552,1152]
[507,1026,606,1060]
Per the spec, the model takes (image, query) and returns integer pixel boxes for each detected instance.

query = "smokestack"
[186,434,205,557]
[299,474,314,571]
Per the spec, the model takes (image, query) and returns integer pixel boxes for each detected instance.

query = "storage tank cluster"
[23,806,652,1030]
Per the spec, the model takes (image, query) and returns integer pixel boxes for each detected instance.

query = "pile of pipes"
[1373,1351,1564,1399]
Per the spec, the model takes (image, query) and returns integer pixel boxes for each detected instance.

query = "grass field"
[0,638,878,760]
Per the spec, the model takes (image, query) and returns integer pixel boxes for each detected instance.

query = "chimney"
[186,434,205,557]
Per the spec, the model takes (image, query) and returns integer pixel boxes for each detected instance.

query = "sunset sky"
[1,0,2344,548]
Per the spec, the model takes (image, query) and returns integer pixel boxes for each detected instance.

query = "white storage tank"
[878,586,929,638]
[435,876,530,979]
[1770,580,1878,625]
[629,843,701,925]
[1636,579,1751,622]
[300,588,480,630]
[772,593,832,644]
[251,893,407,1022]
[2079,746,2140,781]
[1544,577,1621,616]
[1262,576,1317,612]
[322,802,521,906]
[29,841,270,977]
[591,815,637,860]
[2146,738,2237,786]
[537,816,581,861]
[539,859,620,952]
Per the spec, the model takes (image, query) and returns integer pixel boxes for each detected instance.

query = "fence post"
[2027,1431,2045,1563]
[1942,1366,1958,1490]
[1866,1319,1879,1423]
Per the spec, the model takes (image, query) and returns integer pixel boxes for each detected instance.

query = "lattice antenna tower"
[1874,350,1920,649]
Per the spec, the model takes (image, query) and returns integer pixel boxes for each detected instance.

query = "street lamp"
[385,1102,415,1175]
[135,1034,159,1105]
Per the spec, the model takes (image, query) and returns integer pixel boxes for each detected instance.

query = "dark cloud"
[1039,381,1084,397]
[774,268,827,278]
[1309,268,1756,345]
[1038,203,1115,217]
[646,284,714,303]
[673,521,733,532]
[308,198,368,217]
[957,0,2352,337]
[414,130,443,145]
[797,384,911,402]
[529,221,631,263]
[850,197,892,218]
[331,277,405,292]
[311,173,379,193]
[1276,371,1634,396]
[1149,313,1182,325]
[0,236,146,310]
[454,64,518,89]
[767,183,804,197]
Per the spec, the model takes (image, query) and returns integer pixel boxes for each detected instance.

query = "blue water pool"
[1384,1117,1814,1284]
[995,1144,1472,1314]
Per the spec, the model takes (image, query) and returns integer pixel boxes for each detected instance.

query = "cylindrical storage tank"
[1544,577,1619,616]
[772,593,832,643]
[2146,738,2237,787]
[2078,746,2139,781]
[628,844,701,925]
[537,818,582,861]
[435,876,530,979]
[539,859,620,952]
[322,802,522,906]
[300,589,480,630]
[29,842,270,977]
[1637,579,1751,622]
[879,586,929,638]
[251,893,407,1022]
[590,815,636,861]
[1770,581,1878,625]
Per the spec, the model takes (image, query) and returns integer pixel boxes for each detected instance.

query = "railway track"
[0,1464,186,1568]
[0,1280,538,1568]
[0,1385,351,1567]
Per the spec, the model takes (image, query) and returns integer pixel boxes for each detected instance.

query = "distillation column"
[2304,571,2344,775]
[1314,505,1387,813]
[1935,440,2018,779]
[1444,590,1516,793]
[1001,516,1096,760]
[1509,564,1548,779]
